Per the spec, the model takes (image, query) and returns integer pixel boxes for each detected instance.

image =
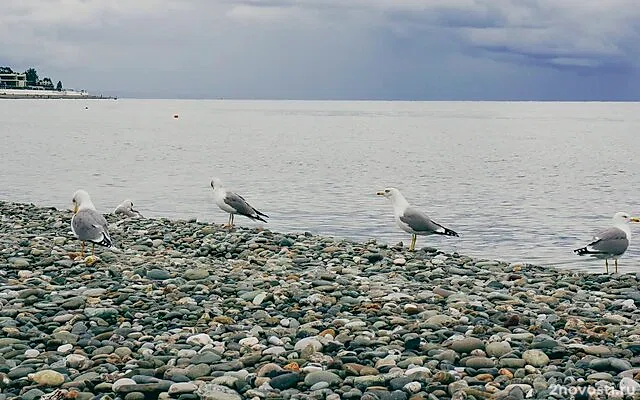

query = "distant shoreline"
[0,94,115,100]
[0,88,115,100]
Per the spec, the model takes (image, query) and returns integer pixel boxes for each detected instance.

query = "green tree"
[25,68,38,85]
[0,66,14,73]
[42,77,53,89]
[56,81,63,91]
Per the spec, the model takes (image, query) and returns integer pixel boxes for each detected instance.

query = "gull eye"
[384,189,390,193]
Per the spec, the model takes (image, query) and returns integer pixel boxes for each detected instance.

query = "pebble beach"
[1,200,640,400]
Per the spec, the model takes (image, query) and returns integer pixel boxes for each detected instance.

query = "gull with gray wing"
[71,190,118,260]
[377,187,459,251]
[114,199,143,218]
[574,211,640,273]
[210,177,268,228]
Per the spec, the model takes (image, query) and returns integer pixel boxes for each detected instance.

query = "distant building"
[0,72,27,88]
[0,88,90,98]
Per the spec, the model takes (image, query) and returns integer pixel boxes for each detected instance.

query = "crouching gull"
[574,211,640,273]
[114,199,143,218]
[210,177,268,228]
[377,187,459,251]
[71,190,118,262]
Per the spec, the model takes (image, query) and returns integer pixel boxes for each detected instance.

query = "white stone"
[113,378,136,392]
[620,377,640,394]
[66,354,90,369]
[24,349,40,358]
[252,292,268,305]
[18,270,34,279]
[621,299,636,310]
[404,382,422,393]
[186,333,214,346]
[268,336,283,346]
[168,382,198,395]
[239,337,259,347]
[301,364,323,373]
[294,337,323,352]
[393,258,406,265]
[57,344,73,354]
[263,346,286,356]
[344,320,367,329]
[405,366,430,376]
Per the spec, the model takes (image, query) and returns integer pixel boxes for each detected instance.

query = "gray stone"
[450,337,485,354]
[522,349,549,367]
[486,341,512,358]
[196,383,242,400]
[304,371,342,387]
[270,372,300,390]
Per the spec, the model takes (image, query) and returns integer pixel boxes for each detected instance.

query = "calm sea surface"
[1,100,639,272]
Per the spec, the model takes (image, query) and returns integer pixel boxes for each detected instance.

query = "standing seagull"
[574,211,640,273]
[377,187,459,251]
[114,199,143,218]
[71,190,116,260]
[210,177,268,228]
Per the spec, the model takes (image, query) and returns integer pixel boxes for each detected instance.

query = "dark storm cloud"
[1,0,639,99]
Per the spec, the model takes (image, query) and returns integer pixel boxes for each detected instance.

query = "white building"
[0,72,27,88]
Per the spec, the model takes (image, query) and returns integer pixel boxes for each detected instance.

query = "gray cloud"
[1,0,639,99]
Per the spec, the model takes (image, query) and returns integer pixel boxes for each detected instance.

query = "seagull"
[377,187,459,251]
[114,199,143,218]
[574,211,640,273]
[71,190,117,261]
[210,177,268,228]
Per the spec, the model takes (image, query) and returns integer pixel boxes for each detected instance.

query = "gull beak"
[376,191,385,196]
[72,204,78,214]
[631,217,640,223]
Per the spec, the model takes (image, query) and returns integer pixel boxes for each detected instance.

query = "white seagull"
[71,190,117,261]
[210,177,268,228]
[114,199,143,218]
[574,211,640,273]
[377,187,459,251]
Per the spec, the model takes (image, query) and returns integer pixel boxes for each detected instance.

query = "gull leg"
[81,241,85,258]
[605,259,609,274]
[231,214,235,227]
[409,234,416,252]
[92,243,95,256]
[615,259,618,274]
[224,214,232,228]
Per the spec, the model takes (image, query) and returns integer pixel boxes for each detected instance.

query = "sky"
[1,0,640,100]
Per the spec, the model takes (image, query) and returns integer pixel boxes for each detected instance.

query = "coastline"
[0,94,115,100]
[1,200,639,400]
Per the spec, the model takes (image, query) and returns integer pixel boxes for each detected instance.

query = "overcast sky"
[2,0,639,100]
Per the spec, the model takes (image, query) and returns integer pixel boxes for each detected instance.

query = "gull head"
[376,187,401,200]
[613,211,640,224]
[210,177,224,191]
[72,190,92,213]
[122,199,135,210]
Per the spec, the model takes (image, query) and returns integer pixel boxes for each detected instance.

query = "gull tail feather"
[254,209,269,218]
[251,214,268,223]
[438,227,459,237]
[91,232,113,248]
[574,246,597,256]
[250,208,268,223]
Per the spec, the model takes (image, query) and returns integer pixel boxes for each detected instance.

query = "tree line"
[0,66,63,91]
